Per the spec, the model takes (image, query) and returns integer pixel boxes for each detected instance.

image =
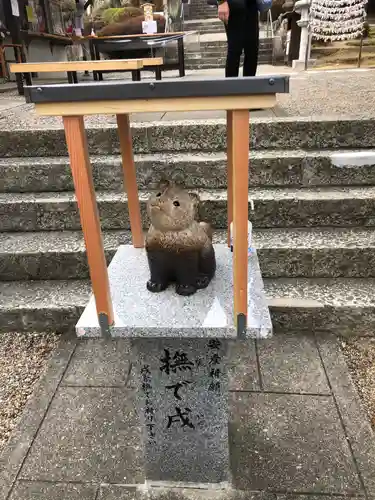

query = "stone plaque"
[132,338,230,484]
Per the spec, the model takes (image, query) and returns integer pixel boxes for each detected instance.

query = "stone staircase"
[185,37,274,69]
[1,118,375,336]
[182,16,273,70]
[184,18,225,34]
[186,0,218,19]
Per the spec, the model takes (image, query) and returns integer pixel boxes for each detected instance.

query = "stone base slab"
[76,244,272,338]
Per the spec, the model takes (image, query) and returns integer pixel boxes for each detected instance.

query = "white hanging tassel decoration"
[310,0,368,41]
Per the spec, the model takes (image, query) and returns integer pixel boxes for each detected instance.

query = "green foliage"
[102,7,127,23]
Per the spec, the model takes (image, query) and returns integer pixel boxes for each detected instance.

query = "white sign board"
[142,20,157,34]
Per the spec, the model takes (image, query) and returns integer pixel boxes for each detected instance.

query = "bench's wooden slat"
[138,57,163,66]
[10,59,145,73]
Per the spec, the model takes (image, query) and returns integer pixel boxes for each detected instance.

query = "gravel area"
[0,332,58,451]
[1,68,375,129]
[341,338,375,429]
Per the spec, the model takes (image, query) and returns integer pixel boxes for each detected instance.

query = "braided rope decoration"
[310,0,368,40]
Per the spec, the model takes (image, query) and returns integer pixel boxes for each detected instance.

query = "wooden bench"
[87,32,187,78]
[87,57,164,82]
[10,57,163,86]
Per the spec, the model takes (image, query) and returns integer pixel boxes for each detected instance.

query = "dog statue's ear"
[189,191,200,203]
[189,192,200,214]
[158,178,172,192]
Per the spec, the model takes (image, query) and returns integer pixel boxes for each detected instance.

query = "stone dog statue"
[146,181,216,296]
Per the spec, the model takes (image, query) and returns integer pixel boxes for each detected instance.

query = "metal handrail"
[266,9,274,39]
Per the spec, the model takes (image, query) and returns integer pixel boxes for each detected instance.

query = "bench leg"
[72,71,78,83]
[177,37,185,77]
[132,69,141,82]
[228,109,249,337]
[16,74,24,95]
[23,72,32,86]
[155,66,162,80]
[63,115,114,336]
[116,114,144,248]
[67,71,74,84]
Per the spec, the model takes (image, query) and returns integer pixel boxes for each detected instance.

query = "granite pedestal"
[76,244,272,485]
[76,244,272,339]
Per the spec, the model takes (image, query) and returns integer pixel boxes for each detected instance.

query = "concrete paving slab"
[317,334,375,497]
[19,386,144,484]
[257,335,330,394]
[9,481,97,500]
[62,339,132,387]
[228,340,260,391]
[230,392,362,493]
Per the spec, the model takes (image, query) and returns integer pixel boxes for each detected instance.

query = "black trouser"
[225,1,259,77]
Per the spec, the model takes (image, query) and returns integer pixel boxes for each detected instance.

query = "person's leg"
[225,12,245,77]
[243,5,259,76]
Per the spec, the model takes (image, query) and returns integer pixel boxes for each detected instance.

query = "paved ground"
[0,333,374,500]
[1,66,375,130]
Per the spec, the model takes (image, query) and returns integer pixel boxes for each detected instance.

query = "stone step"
[185,50,273,58]
[186,41,273,52]
[2,150,375,193]
[185,49,273,59]
[183,17,222,26]
[1,276,373,335]
[187,9,219,20]
[185,57,273,68]
[185,50,273,60]
[193,38,273,48]
[189,25,224,33]
[1,187,375,232]
[1,227,375,281]
[185,54,273,64]
[2,120,374,157]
